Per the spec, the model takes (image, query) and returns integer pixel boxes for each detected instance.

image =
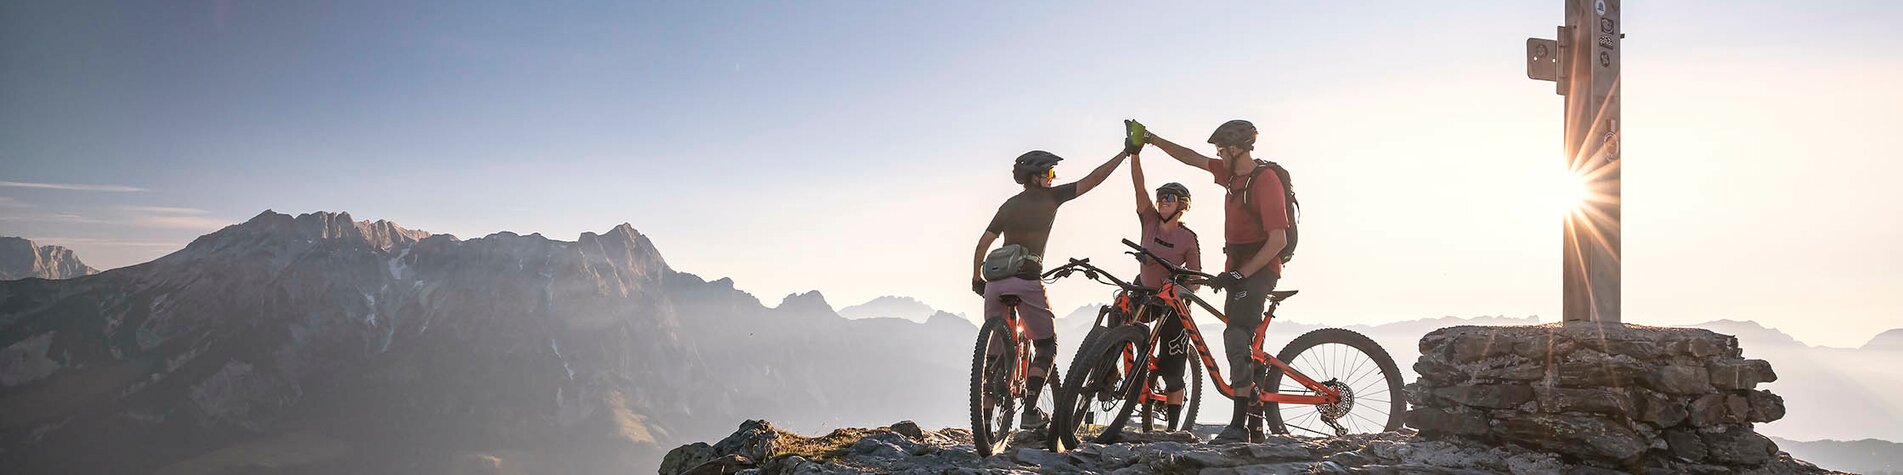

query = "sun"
[1548,169,1589,215]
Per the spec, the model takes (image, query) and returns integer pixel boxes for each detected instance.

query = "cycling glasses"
[1158,194,1188,203]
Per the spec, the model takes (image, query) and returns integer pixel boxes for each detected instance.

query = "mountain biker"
[1129,152,1204,431]
[1138,119,1290,444]
[972,148,1129,429]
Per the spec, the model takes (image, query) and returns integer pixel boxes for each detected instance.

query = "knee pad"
[1032,337,1057,364]
[1222,327,1253,361]
[1163,374,1187,392]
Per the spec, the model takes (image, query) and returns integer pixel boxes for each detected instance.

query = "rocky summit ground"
[660,420,1841,475]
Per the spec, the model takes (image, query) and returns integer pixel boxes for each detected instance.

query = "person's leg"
[1006,278,1061,427]
[1215,272,1277,442]
[1157,308,1189,430]
[981,281,1010,357]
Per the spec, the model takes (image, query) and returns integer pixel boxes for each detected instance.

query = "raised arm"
[1131,153,1157,216]
[1070,150,1130,196]
[1147,134,1212,171]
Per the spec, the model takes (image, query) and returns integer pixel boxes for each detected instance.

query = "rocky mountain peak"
[576,223,670,277]
[775,290,835,316]
[0,236,98,280]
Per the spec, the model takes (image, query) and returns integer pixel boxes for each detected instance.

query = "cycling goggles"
[1158,194,1188,203]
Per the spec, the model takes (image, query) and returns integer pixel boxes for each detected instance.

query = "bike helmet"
[1206,119,1257,149]
[1012,150,1064,184]
[1156,182,1191,201]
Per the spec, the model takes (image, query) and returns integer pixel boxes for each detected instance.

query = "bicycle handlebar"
[1041,257,1142,292]
[1119,239,1215,283]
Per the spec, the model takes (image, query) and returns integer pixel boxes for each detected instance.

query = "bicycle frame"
[1141,283,1339,406]
[1109,279,1340,407]
[990,302,1032,400]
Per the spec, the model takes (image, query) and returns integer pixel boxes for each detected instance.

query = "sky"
[3,1,1900,348]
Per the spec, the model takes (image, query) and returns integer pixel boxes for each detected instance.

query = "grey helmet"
[1013,150,1064,184]
[1156,182,1191,222]
[1206,119,1257,149]
[1156,182,1191,201]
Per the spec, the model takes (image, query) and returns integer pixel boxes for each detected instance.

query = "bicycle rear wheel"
[1261,328,1405,436]
[970,317,1018,457]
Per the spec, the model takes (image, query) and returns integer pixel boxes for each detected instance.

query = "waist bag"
[981,244,1041,281]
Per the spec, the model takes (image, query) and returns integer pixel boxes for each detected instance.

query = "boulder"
[1492,413,1647,465]
[1746,389,1786,423]
[661,442,717,475]
[1533,386,1633,415]
[1433,383,1534,409]
[1408,324,1805,472]
[1700,427,1778,466]
[888,420,924,439]
[1709,359,1776,390]
[711,420,783,462]
[1407,407,1490,436]
[1647,364,1712,395]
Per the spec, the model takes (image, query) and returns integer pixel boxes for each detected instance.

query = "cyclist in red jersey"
[1138,120,1290,444]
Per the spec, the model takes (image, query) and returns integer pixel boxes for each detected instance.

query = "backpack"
[1238,159,1301,263]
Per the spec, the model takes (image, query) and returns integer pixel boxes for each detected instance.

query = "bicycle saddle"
[999,295,1023,306]
[1268,290,1299,302]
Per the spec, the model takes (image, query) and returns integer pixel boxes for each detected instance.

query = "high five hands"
[1123,119,1147,156]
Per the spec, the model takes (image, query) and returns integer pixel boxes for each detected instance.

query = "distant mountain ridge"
[1864,329,1903,352]
[1771,437,1903,475]
[836,295,940,322]
[0,236,97,280]
[0,211,977,474]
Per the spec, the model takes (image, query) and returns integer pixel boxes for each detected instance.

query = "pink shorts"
[982,277,1057,340]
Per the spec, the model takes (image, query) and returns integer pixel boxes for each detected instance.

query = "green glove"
[1124,119,1147,155]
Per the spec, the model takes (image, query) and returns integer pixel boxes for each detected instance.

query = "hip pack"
[981,244,1041,281]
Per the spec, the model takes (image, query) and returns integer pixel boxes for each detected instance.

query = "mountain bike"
[970,286,1063,457]
[1049,274,1206,439]
[1045,239,1405,450]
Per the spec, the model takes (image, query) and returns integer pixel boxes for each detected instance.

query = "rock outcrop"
[661,419,1836,475]
[1407,322,1797,472]
[0,236,97,280]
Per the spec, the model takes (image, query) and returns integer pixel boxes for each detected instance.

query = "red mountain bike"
[1045,239,1404,450]
[969,291,1063,457]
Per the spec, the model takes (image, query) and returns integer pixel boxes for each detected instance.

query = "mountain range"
[0,211,977,474]
[0,211,1895,473]
[0,236,97,281]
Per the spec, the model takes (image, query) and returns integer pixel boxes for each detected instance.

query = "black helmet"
[1013,150,1063,184]
[1156,182,1191,201]
[1206,119,1257,149]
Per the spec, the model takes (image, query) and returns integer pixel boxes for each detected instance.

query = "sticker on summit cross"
[1599,33,1616,50]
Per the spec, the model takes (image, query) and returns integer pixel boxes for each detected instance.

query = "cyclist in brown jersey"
[972,148,1129,428]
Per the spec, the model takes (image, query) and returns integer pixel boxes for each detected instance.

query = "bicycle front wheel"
[1051,325,1152,447]
[1261,328,1405,436]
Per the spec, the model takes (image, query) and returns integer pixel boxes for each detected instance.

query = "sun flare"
[1549,169,1589,215]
